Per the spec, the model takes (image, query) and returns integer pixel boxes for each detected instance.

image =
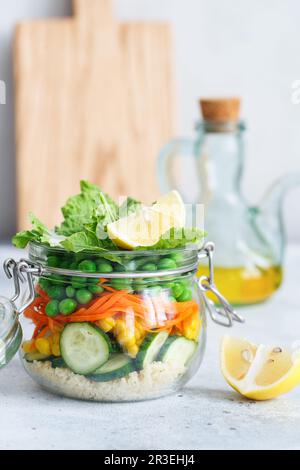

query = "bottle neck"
[196,121,245,196]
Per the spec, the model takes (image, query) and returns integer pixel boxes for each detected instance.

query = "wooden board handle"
[73,0,114,25]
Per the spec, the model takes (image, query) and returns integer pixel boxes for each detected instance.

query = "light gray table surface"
[0,244,300,451]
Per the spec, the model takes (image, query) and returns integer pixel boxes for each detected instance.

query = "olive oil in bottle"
[198,265,283,306]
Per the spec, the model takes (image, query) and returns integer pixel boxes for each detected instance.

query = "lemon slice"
[221,336,300,400]
[152,190,185,226]
[107,191,186,249]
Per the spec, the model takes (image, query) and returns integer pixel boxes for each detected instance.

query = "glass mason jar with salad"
[0,182,242,402]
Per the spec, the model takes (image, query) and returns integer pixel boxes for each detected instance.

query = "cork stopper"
[200,98,241,123]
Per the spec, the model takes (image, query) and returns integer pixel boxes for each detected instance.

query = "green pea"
[170,252,184,264]
[47,286,65,300]
[113,264,125,273]
[97,261,113,273]
[162,282,174,289]
[141,263,157,272]
[147,277,160,283]
[59,299,77,316]
[177,289,193,302]
[39,278,50,291]
[135,257,157,268]
[66,286,76,298]
[172,282,185,299]
[88,277,101,285]
[60,260,70,269]
[45,300,60,318]
[71,276,88,289]
[47,256,60,268]
[132,278,146,291]
[158,258,177,270]
[50,274,65,286]
[145,277,162,289]
[75,253,87,263]
[88,285,105,295]
[76,289,93,305]
[78,260,97,273]
[111,279,132,291]
[69,262,78,270]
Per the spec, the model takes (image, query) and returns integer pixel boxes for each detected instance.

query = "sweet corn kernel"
[127,345,139,358]
[97,318,115,333]
[35,338,51,356]
[52,333,60,345]
[114,319,127,334]
[112,317,147,358]
[182,313,201,341]
[51,343,61,357]
[22,341,35,354]
[125,337,136,347]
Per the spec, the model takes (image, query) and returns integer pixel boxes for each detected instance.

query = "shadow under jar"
[3,242,242,402]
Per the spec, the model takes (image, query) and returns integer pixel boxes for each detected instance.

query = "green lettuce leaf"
[60,231,123,263]
[57,180,118,236]
[12,214,65,249]
[12,230,41,249]
[12,181,205,256]
[136,227,206,250]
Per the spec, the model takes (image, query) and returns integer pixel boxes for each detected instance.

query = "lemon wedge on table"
[221,336,300,401]
[107,191,186,250]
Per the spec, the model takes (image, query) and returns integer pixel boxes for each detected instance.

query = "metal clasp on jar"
[198,242,244,327]
[4,259,42,314]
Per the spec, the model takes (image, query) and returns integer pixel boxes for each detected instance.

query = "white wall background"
[0,0,299,241]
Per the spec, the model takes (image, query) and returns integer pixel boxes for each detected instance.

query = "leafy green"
[60,232,123,263]
[57,181,118,236]
[12,181,205,256]
[12,213,65,249]
[136,227,206,251]
[12,230,41,249]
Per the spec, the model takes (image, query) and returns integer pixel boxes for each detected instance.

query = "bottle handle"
[198,243,244,327]
[157,138,196,194]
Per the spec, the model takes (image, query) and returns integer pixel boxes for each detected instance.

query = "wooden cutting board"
[14,0,176,229]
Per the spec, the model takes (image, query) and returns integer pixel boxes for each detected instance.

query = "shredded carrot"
[86,290,128,314]
[24,287,200,339]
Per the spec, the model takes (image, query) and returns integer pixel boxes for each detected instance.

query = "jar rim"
[28,240,204,257]
[28,241,205,278]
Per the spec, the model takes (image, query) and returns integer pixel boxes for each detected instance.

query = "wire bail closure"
[199,242,244,327]
[3,259,42,314]
[4,243,244,326]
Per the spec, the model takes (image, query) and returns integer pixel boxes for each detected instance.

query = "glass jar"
[0,242,242,402]
[0,297,22,369]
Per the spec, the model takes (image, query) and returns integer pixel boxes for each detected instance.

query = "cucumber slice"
[157,336,197,367]
[107,334,123,354]
[60,323,111,375]
[24,352,51,363]
[136,331,169,370]
[88,354,135,382]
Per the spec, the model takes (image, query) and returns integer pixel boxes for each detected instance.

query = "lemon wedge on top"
[221,336,300,401]
[107,191,186,250]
